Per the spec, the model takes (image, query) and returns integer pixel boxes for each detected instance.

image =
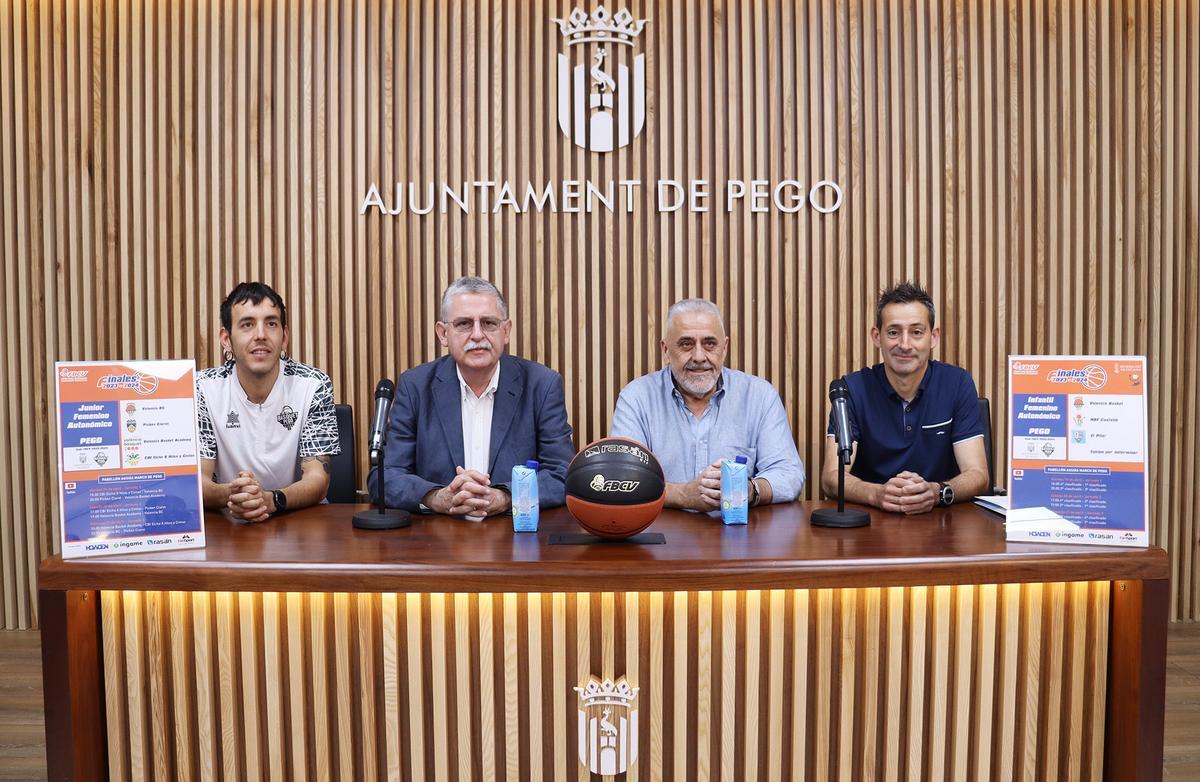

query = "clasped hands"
[677,459,728,512]
[423,466,511,518]
[226,470,273,523]
[876,471,939,515]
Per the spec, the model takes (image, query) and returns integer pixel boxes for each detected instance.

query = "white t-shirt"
[196,358,340,491]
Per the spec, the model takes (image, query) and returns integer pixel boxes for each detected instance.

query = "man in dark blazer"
[368,277,575,516]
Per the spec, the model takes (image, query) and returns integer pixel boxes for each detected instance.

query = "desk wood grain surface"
[38,503,1168,594]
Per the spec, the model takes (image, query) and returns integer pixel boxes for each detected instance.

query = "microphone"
[368,379,395,456]
[811,377,870,528]
[829,378,854,464]
[354,377,411,530]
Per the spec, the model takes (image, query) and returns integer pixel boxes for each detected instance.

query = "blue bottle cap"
[735,455,748,464]
[526,460,539,470]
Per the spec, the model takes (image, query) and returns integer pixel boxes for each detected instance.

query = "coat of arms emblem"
[574,675,639,775]
[553,7,648,152]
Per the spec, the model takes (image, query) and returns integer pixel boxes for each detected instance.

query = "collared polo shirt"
[827,360,983,484]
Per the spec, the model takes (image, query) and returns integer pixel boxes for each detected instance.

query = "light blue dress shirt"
[609,366,806,502]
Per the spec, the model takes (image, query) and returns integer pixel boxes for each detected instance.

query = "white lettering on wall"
[360,178,844,216]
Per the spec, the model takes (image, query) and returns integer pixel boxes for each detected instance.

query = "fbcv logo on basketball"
[589,474,640,493]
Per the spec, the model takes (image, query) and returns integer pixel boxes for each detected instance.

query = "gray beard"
[671,366,719,399]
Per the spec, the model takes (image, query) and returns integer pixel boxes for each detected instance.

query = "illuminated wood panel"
[2,0,1198,629]
[100,583,1110,780]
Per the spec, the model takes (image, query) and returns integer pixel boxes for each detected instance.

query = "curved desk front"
[39,503,1167,781]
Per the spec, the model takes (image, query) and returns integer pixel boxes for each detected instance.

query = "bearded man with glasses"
[368,277,575,518]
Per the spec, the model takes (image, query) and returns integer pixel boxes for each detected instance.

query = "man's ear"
[435,321,449,347]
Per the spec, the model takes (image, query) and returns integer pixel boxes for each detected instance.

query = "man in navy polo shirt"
[820,281,989,514]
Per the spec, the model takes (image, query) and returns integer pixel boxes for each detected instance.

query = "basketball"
[565,438,666,538]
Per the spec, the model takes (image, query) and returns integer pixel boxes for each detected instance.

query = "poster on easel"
[55,360,205,558]
[1007,356,1149,547]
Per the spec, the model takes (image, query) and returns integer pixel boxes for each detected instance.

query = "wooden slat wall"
[1,1,1197,628]
[100,584,1111,781]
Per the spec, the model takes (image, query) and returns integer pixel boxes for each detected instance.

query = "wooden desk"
[40,503,1168,780]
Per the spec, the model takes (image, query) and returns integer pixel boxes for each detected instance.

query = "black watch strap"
[272,489,288,514]
[938,482,954,506]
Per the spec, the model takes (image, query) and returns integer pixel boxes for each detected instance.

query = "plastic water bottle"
[512,460,540,532]
[721,455,750,525]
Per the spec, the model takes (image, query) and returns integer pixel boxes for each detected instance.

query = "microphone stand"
[810,446,871,528]
[353,442,412,530]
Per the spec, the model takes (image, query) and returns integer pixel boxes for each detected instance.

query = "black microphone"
[829,378,854,464]
[368,379,395,455]
[354,377,411,529]
[811,376,871,529]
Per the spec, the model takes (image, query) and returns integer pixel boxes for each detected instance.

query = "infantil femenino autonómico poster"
[1007,356,1149,547]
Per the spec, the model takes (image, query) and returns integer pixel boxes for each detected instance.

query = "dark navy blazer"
[368,354,575,511]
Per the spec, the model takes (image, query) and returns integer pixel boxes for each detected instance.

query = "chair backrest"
[978,397,995,493]
[327,404,358,503]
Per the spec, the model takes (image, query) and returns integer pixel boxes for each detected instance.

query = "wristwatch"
[272,489,288,515]
[937,482,954,507]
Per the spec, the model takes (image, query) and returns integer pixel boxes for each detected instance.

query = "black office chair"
[978,397,1004,495]
[326,404,358,503]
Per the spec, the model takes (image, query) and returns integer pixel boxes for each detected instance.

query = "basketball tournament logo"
[574,676,639,775]
[97,372,160,396]
[553,6,648,152]
[1047,364,1108,390]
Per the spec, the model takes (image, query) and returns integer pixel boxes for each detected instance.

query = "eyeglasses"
[445,317,506,334]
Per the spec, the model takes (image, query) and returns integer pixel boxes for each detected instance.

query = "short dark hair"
[875,281,935,329]
[220,282,288,332]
